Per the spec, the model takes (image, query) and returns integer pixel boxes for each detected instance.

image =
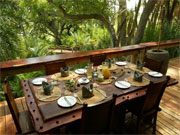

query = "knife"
[64,96,72,106]
[95,88,107,98]
[39,95,59,101]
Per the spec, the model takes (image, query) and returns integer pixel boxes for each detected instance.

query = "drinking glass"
[102,62,110,79]
[86,63,93,80]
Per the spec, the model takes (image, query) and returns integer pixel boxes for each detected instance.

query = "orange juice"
[102,67,110,79]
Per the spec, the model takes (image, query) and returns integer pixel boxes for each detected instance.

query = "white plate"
[32,78,47,85]
[115,61,127,66]
[115,81,131,89]
[75,69,87,74]
[148,71,163,78]
[78,77,90,84]
[57,96,76,107]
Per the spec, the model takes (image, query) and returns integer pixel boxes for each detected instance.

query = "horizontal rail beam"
[0,39,179,80]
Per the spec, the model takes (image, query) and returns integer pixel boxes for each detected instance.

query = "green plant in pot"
[65,79,77,92]
[146,5,169,75]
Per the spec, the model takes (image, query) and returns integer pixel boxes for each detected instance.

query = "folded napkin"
[136,60,146,70]
[82,84,94,98]
[42,81,54,95]
[60,66,69,77]
[133,71,144,82]
[105,58,112,68]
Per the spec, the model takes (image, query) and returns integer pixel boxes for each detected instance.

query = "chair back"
[141,76,170,114]
[45,60,66,75]
[144,57,162,72]
[90,54,106,66]
[80,94,116,134]
[4,81,22,133]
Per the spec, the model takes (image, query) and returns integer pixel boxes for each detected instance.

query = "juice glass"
[102,62,110,79]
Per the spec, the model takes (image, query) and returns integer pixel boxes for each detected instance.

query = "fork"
[74,93,84,104]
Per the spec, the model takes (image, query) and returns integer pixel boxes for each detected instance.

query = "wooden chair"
[144,57,162,72]
[80,94,117,134]
[90,54,106,66]
[127,76,170,134]
[45,60,66,75]
[3,81,35,134]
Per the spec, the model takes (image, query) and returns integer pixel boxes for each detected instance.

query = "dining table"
[21,62,166,133]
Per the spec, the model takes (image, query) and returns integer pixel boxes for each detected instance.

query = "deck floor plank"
[0,101,6,135]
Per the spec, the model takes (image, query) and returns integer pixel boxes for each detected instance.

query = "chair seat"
[19,111,35,134]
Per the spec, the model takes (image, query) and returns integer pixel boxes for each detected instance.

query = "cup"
[102,62,110,79]
[86,63,94,80]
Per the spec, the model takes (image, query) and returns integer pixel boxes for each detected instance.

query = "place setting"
[128,60,151,73]
[34,81,62,102]
[75,84,107,105]
[114,69,151,89]
[56,79,79,108]
[49,66,79,82]
[126,71,150,87]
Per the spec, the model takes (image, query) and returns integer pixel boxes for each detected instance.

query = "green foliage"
[23,36,54,58]
[0,71,45,101]
[61,23,111,51]
[0,0,23,61]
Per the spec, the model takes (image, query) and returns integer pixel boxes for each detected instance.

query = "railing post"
[140,49,147,63]
[131,54,138,64]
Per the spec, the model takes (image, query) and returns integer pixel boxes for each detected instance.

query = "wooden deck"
[0,57,180,135]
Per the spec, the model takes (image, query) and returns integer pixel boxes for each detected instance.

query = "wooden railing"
[0,39,179,80]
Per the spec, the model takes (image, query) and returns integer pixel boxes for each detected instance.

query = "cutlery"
[143,77,150,82]
[64,96,72,106]
[74,93,84,104]
[39,95,59,101]
[95,88,107,98]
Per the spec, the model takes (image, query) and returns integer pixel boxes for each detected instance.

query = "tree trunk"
[133,0,157,44]
[169,0,178,22]
[48,0,118,47]
[127,0,141,45]
[117,0,127,46]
